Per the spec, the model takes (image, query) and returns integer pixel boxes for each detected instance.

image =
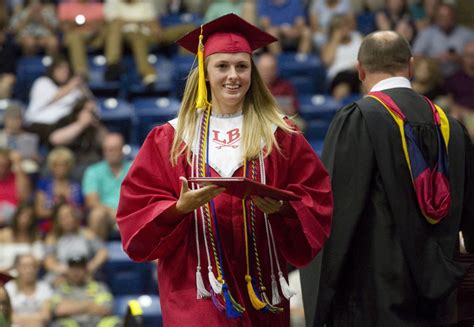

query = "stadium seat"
[88,55,124,98]
[104,242,157,296]
[132,97,181,144]
[277,53,327,94]
[299,94,340,121]
[160,13,202,27]
[98,97,135,144]
[113,294,163,327]
[171,55,195,97]
[127,55,174,97]
[14,56,50,102]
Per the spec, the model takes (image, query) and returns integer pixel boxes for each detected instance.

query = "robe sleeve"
[314,104,376,322]
[460,126,474,253]
[269,126,333,267]
[117,125,191,262]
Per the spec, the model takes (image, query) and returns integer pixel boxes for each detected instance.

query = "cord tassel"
[195,27,208,109]
[271,275,281,305]
[245,275,266,310]
[196,267,210,299]
[208,268,222,294]
[211,289,225,312]
[261,291,283,313]
[278,272,296,300]
[222,284,244,318]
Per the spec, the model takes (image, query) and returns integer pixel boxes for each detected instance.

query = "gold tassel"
[196,26,207,109]
[245,275,266,310]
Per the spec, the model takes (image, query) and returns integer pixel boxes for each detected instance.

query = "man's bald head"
[358,31,412,75]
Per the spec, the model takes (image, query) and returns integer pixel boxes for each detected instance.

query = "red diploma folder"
[188,177,301,201]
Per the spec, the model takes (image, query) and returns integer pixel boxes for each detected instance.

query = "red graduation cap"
[0,272,12,285]
[176,13,277,57]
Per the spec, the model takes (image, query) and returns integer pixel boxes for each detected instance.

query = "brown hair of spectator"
[46,55,72,85]
[357,31,412,74]
[11,203,41,243]
[51,201,82,239]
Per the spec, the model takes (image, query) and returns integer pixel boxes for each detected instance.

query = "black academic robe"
[302,88,474,327]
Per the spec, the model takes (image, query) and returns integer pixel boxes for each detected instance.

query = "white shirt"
[327,31,363,80]
[370,76,412,92]
[104,0,156,22]
[25,77,83,125]
[5,280,53,314]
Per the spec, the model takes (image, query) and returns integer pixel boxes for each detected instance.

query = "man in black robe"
[301,31,474,326]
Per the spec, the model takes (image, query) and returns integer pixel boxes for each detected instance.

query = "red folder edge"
[188,177,301,201]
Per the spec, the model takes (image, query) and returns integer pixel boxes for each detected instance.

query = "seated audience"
[0,104,40,174]
[258,0,312,55]
[34,147,83,233]
[0,148,31,227]
[0,273,12,327]
[49,97,107,177]
[103,0,158,85]
[58,0,106,78]
[50,256,118,327]
[375,0,415,43]
[4,254,52,327]
[82,133,131,240]
[411,56,444,100]
[25,56,90,145]
[0,204,44,273]
[443,41,474,140]
[8,0,59,56]
[413,3,474,77]
[309,0,352,49]
[44,202,107,284]
[321,14,362,101]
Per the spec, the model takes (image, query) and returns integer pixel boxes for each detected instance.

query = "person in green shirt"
[82,133,132,240]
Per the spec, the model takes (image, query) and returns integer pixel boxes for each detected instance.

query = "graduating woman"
[117,13,333,326]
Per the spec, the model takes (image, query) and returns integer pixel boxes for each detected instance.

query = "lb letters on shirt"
[170,115,245,177]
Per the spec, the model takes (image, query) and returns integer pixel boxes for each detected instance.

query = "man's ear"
[357,61,365,82]
[408,57,415,79]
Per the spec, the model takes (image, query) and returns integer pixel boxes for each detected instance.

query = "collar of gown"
[370,76,412,92]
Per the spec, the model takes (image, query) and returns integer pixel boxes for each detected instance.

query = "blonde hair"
[171,58,294,165]
[47,146,75,172]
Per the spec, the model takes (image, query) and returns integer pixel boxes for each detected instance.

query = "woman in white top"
[0,204,45,274]
[25,56,88,145]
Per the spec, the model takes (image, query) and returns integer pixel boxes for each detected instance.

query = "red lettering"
[227,128,240,144]
[212,130,227,144]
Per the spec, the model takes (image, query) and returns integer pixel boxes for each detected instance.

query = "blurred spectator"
[258,0,312,56]
[49,97,107,176]
[203,0,255,24]
[34,147,83,232]
[25,56,89,145]
[411,56,443,100]
[58,0,105,78]
[0,204,44,273]
[413,3,474,77]
[257,52,299,115]
[375,0,415,43]
[0,21,18,99]
[443,41,474,140]
[103,0,158,86]
[44,202,108,284]
[0,104,40,174]
[308,0,352,49]
[0,273,12,327]
[321,14,362,101]
[4,254,52,327]
[9,0,58,56]
[82,133,131,240]
[0,148,31,227]
[50,256,118,327]
[409,0,441,32]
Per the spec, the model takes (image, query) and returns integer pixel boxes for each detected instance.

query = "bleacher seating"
[127,55,174,97]
[278,53,327,94]
[132,97,181,144]
[88,55,125,98]
[14,56,50,103]
[299,94,340,121]
[98,97,136,144]
[104,241,157,296]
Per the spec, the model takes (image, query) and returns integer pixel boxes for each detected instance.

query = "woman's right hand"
[175,177,225,215]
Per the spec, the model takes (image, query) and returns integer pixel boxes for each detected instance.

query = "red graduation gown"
[117,122,332,326]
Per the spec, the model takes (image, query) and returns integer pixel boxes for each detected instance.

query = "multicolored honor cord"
[368,91,451,223]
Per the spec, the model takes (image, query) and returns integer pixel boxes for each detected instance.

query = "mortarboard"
[176,14,277,109]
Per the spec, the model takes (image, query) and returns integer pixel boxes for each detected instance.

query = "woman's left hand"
[251,196,285,214]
